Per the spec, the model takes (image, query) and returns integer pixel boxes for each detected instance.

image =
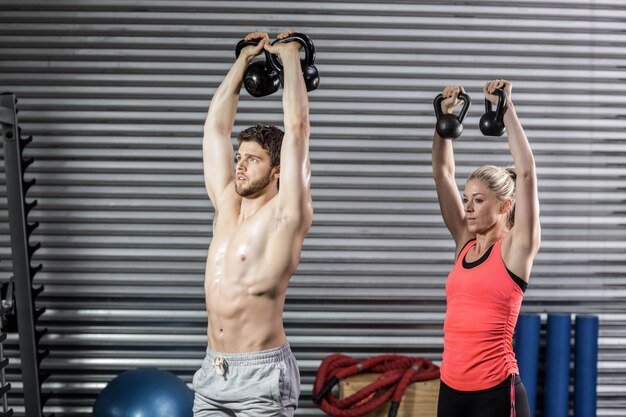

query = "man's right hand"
[440,84,466,115]
[239,32,270,60]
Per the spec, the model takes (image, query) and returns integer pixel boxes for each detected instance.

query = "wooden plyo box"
[339,374,440,417]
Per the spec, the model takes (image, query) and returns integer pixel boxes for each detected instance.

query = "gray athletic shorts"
[192,342,300,417]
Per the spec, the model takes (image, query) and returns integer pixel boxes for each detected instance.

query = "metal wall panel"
[0,1,625,415]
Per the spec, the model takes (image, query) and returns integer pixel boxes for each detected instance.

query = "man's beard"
[235,170,273,197]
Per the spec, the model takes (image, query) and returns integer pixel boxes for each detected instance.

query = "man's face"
[235,141,278,197]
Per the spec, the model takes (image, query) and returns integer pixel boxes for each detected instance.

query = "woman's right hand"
[440,84,466,114]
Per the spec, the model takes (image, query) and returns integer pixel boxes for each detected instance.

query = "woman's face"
[463,179,510,233]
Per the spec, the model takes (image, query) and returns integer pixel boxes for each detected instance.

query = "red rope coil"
[313,353,440,417]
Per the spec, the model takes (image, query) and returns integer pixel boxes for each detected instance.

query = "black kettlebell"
[433,93,471,139]
[235,38,280,97]
[268,33,319,92]
[479,88,507,136]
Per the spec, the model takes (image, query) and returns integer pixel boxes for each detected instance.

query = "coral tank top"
[440,239,527,391]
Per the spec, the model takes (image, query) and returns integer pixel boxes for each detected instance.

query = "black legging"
[437,375,531,417]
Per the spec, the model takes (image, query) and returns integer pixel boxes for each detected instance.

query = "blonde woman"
[431,80,540,417]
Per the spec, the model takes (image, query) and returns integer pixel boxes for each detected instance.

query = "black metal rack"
[1,93,50,417]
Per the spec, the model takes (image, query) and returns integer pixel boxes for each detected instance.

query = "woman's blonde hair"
[467,165,517,228]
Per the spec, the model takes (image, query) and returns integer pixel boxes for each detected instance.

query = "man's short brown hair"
[237,124,284,167]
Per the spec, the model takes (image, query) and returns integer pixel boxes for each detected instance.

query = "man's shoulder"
[213,183,241,209]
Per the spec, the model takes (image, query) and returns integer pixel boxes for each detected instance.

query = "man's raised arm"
[265,33,312,220]
[203,32,269,208]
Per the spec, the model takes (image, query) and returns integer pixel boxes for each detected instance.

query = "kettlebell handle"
[434,93,471,123]
[267,33,315,72]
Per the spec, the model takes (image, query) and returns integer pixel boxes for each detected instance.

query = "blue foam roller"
[514,314,541,417]
[574,315,599,417]
[544,314,572,417]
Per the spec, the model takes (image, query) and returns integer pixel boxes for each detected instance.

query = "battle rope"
[313,354,440,417]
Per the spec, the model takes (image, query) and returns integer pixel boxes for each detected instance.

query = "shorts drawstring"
[213,355,227,376]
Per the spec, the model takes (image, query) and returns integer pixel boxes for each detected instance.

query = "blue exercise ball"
[92,368,194,417]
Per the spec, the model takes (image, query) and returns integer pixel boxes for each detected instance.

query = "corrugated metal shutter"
[1,0,625,415]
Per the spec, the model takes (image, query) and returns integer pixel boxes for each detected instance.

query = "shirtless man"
[192,31,313,417]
